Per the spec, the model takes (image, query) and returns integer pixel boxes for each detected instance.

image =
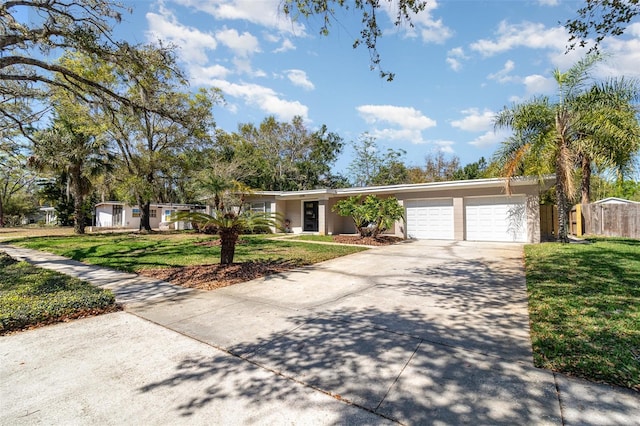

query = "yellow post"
[576,204,583,237]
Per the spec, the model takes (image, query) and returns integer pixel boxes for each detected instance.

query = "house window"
[149,209,157,218]
[250,202,270,213]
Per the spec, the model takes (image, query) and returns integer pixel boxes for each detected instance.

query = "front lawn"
[524,238,639,391]
[7,232,367,273]
[0,252,119,334]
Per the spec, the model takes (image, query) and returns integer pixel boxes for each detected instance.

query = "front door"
[112,205,123,227]
[303,201,319,232]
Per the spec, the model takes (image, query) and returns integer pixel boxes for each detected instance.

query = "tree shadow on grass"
[525,241,640,389]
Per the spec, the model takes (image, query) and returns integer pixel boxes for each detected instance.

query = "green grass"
[7,232,367,273]
[0,252,118,334]
[524,238,640,390]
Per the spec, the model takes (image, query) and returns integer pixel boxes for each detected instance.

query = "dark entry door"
[303,201,319,232]
[112,205,123,226]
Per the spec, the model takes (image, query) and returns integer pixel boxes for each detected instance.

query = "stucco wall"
[243,180,544,242]
[95,205,115,227]
[284,200,302,233]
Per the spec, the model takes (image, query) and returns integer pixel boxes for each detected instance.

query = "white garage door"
[406,199,454,240]
[465,196,527,242]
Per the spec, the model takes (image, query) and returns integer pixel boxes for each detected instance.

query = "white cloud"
[357,105,436,130]
[537,0,559,5]
[387,0,453,44]
[369,128,426,144]
[173,0,306,35]
[273,38,296,53]
[146,7,217,65]
[285,69,314,90]
[469,129,510,148]
[595,23,640,78]
[446,47,467,71]
[470,21,567,57]
[418,20,454,44]
[523,74,556,95]
[190,64,233,85]
[211,79,308,121]
[451,108,495,132]
[433,140,455,153]
[357,105,436,145]
[215,27,260,57]
[488,60,517,83]
[450,109,510,148]
[233,57,266,77]
[446,57,462,72]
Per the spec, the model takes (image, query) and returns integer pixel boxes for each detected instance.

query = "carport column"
[453,197,464,241]
[527,193,541,243]
[398,199,406,238]
[318,199,327,235]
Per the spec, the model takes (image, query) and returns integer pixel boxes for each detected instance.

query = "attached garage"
[245,176,554,243]
[465,196,527,242]
[406,199,454,240]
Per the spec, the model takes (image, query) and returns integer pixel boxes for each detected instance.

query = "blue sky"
[115,0,640,174]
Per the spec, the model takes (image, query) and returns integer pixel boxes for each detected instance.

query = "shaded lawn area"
[0,252,119,334]
[524,238,639,391]
[6,232,368,273]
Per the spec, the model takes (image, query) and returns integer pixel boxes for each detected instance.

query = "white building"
[94,202,205,230]
[40,206,57,225]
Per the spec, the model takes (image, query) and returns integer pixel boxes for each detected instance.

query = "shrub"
[0,254,117,334]
[332,195,404,238]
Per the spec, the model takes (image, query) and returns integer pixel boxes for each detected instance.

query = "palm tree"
[31,118,112,234]
[173,209,274,265]
[573,78,640,203]
[494,54,640,242]
[176,161,275,265]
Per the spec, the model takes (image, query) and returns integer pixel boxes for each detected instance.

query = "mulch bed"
[330,235,404,246]
[140,260,303,290]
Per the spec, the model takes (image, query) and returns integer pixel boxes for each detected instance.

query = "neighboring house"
[593,197,640,205]
[40,207,57,225]
[245,176,555,243]
[94,202,205,229]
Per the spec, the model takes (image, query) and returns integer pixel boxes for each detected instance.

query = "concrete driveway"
[1,240,638,425]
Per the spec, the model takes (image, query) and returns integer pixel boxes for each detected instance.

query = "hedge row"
[0,252,117,334]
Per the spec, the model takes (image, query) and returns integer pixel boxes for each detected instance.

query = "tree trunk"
[555,160,570,243]
[219,228,239,265]
[556,186,570,243]
[73,195,86,234]
[71,169,86,234]
[0,197,4,227]
[138,199,152,231]
[581,154,591,204]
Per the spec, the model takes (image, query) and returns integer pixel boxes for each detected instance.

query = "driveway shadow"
[139,306,560,424]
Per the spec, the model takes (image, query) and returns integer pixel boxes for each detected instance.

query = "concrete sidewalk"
[1,242,638,425]
[0,244,194,305]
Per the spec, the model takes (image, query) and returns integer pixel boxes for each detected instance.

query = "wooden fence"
[579,203,640,239]
[540,204,558,241]
[541,203,640,239]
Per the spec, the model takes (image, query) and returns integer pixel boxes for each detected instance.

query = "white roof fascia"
[234,175,555,200]
[253,189,337,200]
[335,175,553,196]
[594,197,639,204]
[95,201,204,209]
